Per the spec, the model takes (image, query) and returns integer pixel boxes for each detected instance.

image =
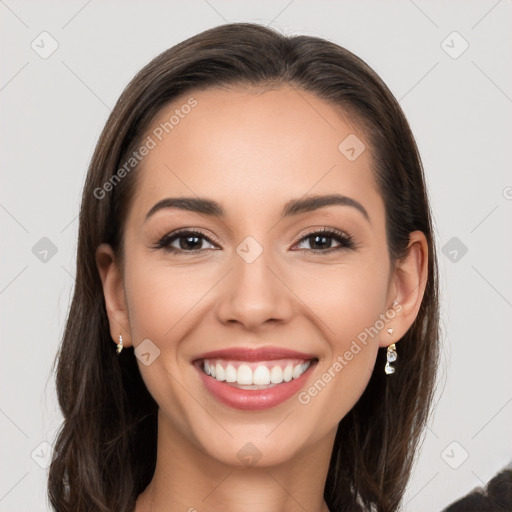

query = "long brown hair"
[48,22,440,512]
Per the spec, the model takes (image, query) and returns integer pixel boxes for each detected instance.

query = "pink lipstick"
[193,347,318,410]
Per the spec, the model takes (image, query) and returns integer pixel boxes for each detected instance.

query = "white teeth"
[253,365,271,385]
[215,363,225,381]
[225,364,237,382]
[270,365,283,383]
[237,364,252,385]
[292,363,303,379]
[202,360,312,386]
[283,364,293,382]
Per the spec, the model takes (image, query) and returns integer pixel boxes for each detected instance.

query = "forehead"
[129,85,383,225]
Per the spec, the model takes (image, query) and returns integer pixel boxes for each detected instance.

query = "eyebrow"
[145,193,370,223]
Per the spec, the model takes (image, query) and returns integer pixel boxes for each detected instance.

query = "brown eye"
[156,230,217,254]
[294,228,354,252]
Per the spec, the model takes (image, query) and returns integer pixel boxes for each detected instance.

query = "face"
[105,85,402,467]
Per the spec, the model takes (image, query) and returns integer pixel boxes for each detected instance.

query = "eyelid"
[295,226,351,241]
[155,228,220,251]
[292,226,355,251]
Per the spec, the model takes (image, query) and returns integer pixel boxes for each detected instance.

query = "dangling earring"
[385,341,397,375]
[116,334,123,355]
[384,326,396,374]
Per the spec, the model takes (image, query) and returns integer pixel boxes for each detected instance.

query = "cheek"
[124,256,212,339]
[121,256,215,433]
[291,256,390,350]
[290,259,390,418]
[336,267,388,345]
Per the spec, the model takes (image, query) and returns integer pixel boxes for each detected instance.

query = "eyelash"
[154,227,355,255]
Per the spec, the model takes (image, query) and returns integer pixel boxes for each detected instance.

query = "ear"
[95,243,132,349]
[381,230,429,347]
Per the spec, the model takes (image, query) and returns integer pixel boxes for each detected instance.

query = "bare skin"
[96,85,428,512]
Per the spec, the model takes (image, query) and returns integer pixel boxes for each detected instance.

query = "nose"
[215,242,294,331]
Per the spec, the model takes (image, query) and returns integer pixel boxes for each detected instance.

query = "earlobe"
[95,243,132,348]
[381,231,428,348]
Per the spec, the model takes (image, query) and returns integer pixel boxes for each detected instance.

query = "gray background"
[1,1,511,510]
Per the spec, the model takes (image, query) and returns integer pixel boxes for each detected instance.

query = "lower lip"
[195,361,317,411]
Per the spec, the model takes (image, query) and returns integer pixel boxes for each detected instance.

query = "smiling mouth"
[195,358,317,390]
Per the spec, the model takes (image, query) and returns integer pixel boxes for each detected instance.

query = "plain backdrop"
[1,1,511,511]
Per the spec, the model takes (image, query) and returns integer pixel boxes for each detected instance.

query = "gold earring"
[116,334,123,355]
[385,342,397,375]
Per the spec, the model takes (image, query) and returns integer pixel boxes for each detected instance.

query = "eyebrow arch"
[282,194,369,222]
[145,194,370,223]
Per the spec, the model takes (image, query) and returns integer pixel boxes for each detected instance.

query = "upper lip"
[192,346,317,362]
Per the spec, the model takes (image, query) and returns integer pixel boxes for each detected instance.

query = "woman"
[48,22,440,512]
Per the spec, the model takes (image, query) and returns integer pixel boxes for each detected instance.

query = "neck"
[135,410,335,512]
